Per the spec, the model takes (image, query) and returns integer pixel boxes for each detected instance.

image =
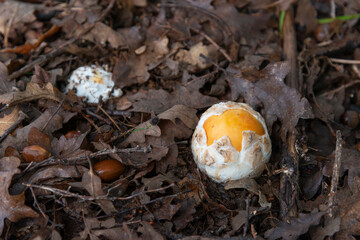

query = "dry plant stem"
[85,109,111,125]
[41,100,64,132]
[98,105,122,132]
[328,130,342,217]
[24,183,175,201]
[280,133,299,219]
[0,111,28,143]
[30,187,47,220]
[319,80,360,98]
[283,8,299,90]
[330,58,360,64]
[191,28,232,62]
[4,4,18,48]
[281,7,300,220]
[243,196,250,236]
[7,0,115,81]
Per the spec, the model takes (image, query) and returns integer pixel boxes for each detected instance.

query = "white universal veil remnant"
[191,101,272,183]
[66,65,123,103]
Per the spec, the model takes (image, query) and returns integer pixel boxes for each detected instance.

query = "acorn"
[65,130,82,139]
[23,145,51,163]
[93,159,125,182]
[341,110,359,129]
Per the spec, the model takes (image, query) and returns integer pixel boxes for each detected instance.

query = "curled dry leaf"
[0,106,19,135]
[0,82,65,107]
[264,212,325,240]
[225,178,271,209]
[81,171,116,215]
[0,157,38,234]
[120,105,198,168]
[226,61,314,140]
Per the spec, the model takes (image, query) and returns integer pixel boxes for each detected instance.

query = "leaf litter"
[0,0,359,239]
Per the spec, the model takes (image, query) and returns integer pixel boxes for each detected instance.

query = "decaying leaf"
[120,105,198,168]
[128,78,218,114]
[225,178,271,209]
[0,106,19,135]
[264,212,325,240]
[0,82,65,107]
[226,61,314,140]
[81,171,116,215]
[0,157,38,234]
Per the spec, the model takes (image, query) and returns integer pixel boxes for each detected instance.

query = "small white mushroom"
[66,65,123,103]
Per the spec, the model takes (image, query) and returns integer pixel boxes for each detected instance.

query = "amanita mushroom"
[191,102,271,183]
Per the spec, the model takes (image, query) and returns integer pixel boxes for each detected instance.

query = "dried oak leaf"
[225,178,271,209]
[0,82,64,107]
[128,78,218,114]
[28,165,88,184]
[0,107,19,135]
[226,61,314,140]
[120,105,198,168]
[323,148,360,193]
[264,212,325,240]
[82,171,116,215]
[0,157,38,234]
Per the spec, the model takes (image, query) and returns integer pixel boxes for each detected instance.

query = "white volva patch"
[191,102,272,183]
[66,65,123,103]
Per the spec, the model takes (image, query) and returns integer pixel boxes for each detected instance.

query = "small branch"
[319,80,360,98]
[330,58,360,64]
[191,28,232,62]
[41,100,64,132]
[328,130,342,217]
[0,111,28,143]
[20,146,152,172]
[24,182,175,201]
[243,195,251,236]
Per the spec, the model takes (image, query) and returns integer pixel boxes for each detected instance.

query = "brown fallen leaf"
[264,212,325,240]
[82,171,116,215]
[226,61,314,140]
[120,105,198,168]
[0,106,19,135]
[128,78,218,114]
[225,178,271,209]
[28,127,51,151]
[0,82,64,107]
[28,165,88,184]
[0,157,38,234]
[0,62,14,94]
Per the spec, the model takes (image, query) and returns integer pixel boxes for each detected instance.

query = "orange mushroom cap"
[203,109,265,151]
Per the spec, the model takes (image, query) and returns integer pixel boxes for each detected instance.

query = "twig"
[85,109,111,125]
[41,100,64,132]
[98,105,122,132]
[283,8,299,90]
[24,182,175,201]
[319,80,360,98]
[0,111,28,143]
[20,146,152,172]
[191,28,232,62]
[330,0,336,19]
[330,58,360,64]
[243,195,250,236]
[4,4,18,48]
[328,130,342,217]
[30,187,48,220]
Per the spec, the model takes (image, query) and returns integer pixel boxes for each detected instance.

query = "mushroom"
[191,101,271,183]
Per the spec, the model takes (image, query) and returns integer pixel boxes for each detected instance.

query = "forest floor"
[0,0,360,239]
